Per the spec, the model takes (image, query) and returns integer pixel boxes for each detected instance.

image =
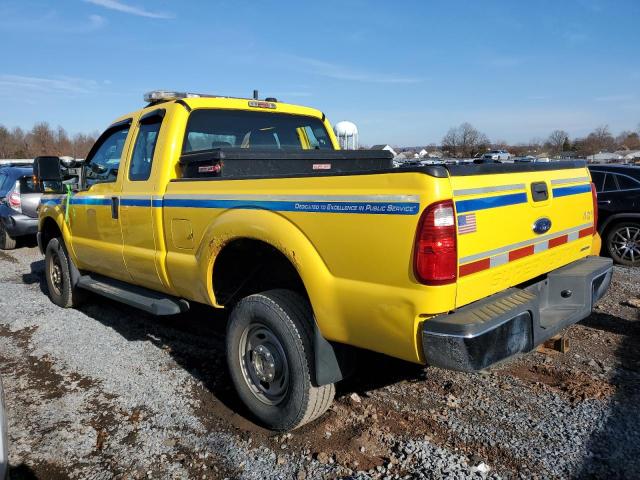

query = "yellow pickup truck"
[35,91,612,431]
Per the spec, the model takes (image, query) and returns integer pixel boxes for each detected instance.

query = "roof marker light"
[143,91,202,103]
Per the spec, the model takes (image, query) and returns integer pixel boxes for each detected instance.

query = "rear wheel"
[226,289,334,431]
[606,222,640,267]
[44,237,84,308]
[0,222,16,250]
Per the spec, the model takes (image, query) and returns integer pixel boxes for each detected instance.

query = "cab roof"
[110,91,326,128]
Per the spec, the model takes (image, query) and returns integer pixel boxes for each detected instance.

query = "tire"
[226,289,335,431]
[44,237,84,308]
[606,222,640,267]
[0,222,16,250]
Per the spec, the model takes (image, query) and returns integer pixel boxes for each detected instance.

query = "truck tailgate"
[448,162,595,308]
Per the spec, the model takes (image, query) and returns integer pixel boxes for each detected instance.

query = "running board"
[77,274,189,316]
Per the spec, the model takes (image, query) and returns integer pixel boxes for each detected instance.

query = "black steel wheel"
[44,237,84,308]
[226,289,335,431]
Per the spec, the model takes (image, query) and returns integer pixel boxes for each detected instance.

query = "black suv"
[0,165,42,250]
[589,164,640,266]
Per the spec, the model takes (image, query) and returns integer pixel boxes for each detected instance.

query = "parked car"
[589,164,640,266]
[0,165,41,250]
[482,150,511,161]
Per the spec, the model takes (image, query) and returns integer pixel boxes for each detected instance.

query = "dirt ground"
[0,245,638,479]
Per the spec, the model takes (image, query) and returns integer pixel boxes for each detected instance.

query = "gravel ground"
[0,245,638,479]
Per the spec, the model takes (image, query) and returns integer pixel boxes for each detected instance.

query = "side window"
[85,125,130,186]
[19,176,40,194]
[129,112,163,181]
[603,173,618,192]
[590,171,605,192]
[615,174,640,191]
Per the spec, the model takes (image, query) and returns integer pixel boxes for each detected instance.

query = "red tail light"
[414,199,457,285]
[7,181,21,213]
[590,182,598,235]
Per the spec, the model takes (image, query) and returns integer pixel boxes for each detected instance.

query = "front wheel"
[606,222,640,266]
[44,237,84,308]
[226,289,335,431]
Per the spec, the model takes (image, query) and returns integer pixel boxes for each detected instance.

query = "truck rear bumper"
[422,256,613,372]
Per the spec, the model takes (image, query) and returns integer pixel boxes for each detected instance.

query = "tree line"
[0,122,98,159]
[442,122,640,158]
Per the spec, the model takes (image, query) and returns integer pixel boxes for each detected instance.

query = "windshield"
[183,109,334,153]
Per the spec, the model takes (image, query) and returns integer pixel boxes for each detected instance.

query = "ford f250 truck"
[35,91,613,431]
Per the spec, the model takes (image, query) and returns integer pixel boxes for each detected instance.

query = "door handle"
[111,197,119,219]
[597,200,611,205]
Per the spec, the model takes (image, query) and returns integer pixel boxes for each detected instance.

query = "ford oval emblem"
[533,218,552,235]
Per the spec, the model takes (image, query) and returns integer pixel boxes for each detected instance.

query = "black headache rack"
[179,148,394,179]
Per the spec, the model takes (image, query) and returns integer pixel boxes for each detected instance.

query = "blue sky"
[1,0,639,146]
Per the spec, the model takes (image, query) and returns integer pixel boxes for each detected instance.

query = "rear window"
[19,176,41,194]
[182,109,334,153]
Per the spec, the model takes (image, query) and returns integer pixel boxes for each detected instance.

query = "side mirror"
[33,156,62,181]
[33,156,63,193]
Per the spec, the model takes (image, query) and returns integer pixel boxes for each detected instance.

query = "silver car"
[482,150,511,161]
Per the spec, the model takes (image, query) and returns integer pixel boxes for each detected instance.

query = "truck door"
[119,109,167,291]
[69,119,132,281]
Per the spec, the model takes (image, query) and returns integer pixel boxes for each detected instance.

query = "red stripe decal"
[579,226,594,238]
[548,235,568,248]
[509,245,535,262]
[459,258,490,277]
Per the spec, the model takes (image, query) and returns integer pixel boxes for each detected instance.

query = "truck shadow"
[25,259,424,433]
[577,310,640,478]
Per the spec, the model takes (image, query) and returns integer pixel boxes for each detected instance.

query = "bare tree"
[442,122,490,158]
[546,130,569,155]
[28,122,56,155]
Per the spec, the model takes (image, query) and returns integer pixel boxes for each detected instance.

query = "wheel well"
[212,239,306,306]
[40,217,62,251]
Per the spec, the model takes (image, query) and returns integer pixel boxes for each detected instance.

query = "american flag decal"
[458,213,477,234]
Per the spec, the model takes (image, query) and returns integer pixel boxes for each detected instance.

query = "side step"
[77,274,189,316]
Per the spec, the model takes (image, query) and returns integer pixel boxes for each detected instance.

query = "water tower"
[333,121,359,150]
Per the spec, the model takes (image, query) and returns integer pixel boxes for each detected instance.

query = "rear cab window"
[182,109,334,153]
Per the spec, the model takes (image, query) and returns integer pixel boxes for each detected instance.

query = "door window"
[129,115,163,181]
[615,174,640,191]
[590,171,605,192]
[85,126,130,186]
[603,173,618,192]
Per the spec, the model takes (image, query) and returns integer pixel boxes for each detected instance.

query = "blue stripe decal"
[41,197,64,206]
[552,184,591,198]
[120,198,151,207]
[70,197,112,206]
[163,198,420,215]
[455,192,527,214]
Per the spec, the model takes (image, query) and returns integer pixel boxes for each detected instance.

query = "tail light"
[414,199,457,285]
[7,181,21,214]
[590,182,598,235]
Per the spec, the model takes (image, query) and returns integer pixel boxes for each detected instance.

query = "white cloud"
[286,55,423,84]
[594,94,635,102]
[0,74,100,96]
[84,0,173,19]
